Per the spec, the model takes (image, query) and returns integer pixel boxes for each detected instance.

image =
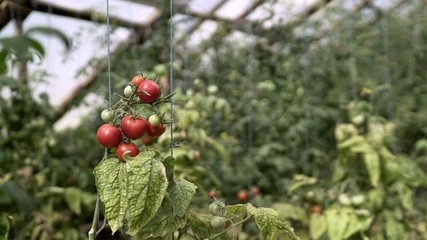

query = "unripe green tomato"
[209,202,222,216]
[124,85,133,97]
[101,109,114,122]
[351,194,366,206]
[338,194,352,206]
[148,114,161,127]
[207,85,218,94]
[210,216,225,229]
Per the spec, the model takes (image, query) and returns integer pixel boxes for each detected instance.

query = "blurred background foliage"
[1,0,427,239]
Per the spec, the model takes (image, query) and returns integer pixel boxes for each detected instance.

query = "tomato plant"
[96,124,122,148]
[137,80,160,103]
[116,142,139,161]
[120,115,148,139]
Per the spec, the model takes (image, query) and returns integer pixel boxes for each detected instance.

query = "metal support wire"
[169,0,175,157]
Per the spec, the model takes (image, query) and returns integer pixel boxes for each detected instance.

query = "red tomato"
[236,191,248,203]
[97,124,122,148]
[131,75,145,86]
[138,80,160,103]
[141,134,154,145]
[120,115,148,139]
[116,142,139,162]
[250,186,260,196]
[209,191,216,198]
[147,123,166,137]
[311,205,322,214]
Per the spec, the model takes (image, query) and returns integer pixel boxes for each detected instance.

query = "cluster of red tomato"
[96,75,167,162]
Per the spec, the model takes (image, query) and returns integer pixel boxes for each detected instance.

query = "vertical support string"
[106,0,112,107]
[302,0,311,176]
[169,0,175,157]
[381,13,395,154]
[246,17,254,189]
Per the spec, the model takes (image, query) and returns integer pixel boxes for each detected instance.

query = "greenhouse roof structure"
[0,0,412,129]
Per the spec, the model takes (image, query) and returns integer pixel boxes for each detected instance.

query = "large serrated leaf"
[309,214,327,240]
[364,151,380,187]
[246,204,278,240]
[93,158,126,234]
[169,179,197,217]
[126,155,168,236]
[138,203,187,237]
[65,187,82,215]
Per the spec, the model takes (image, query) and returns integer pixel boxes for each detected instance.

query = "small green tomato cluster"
[209,200,226,229]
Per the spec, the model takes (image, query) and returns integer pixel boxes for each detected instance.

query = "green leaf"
[25,26,71,50]
[224,204,247,233]
[276,220,301,240]
[190,213,211,239]
[169,179,197,217]
[325,208,350,240]
[309,214,327,240]
[0,50,7,74]
[385,217,407,240]
[287,174,317,194]
[246,203,278,240]
[163,156,175,182]
[0,36,44,58]
[94,152,169,236]
[64,187,82,215]
[272,203,308,224]
[343,211,373,238]
[363,151,381,187]
[338,135,365,150]
[126,154,169,236]
[394,182,413,210]
[138,203,187,237]
[93,158,126,234]
[0,213,10,240]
